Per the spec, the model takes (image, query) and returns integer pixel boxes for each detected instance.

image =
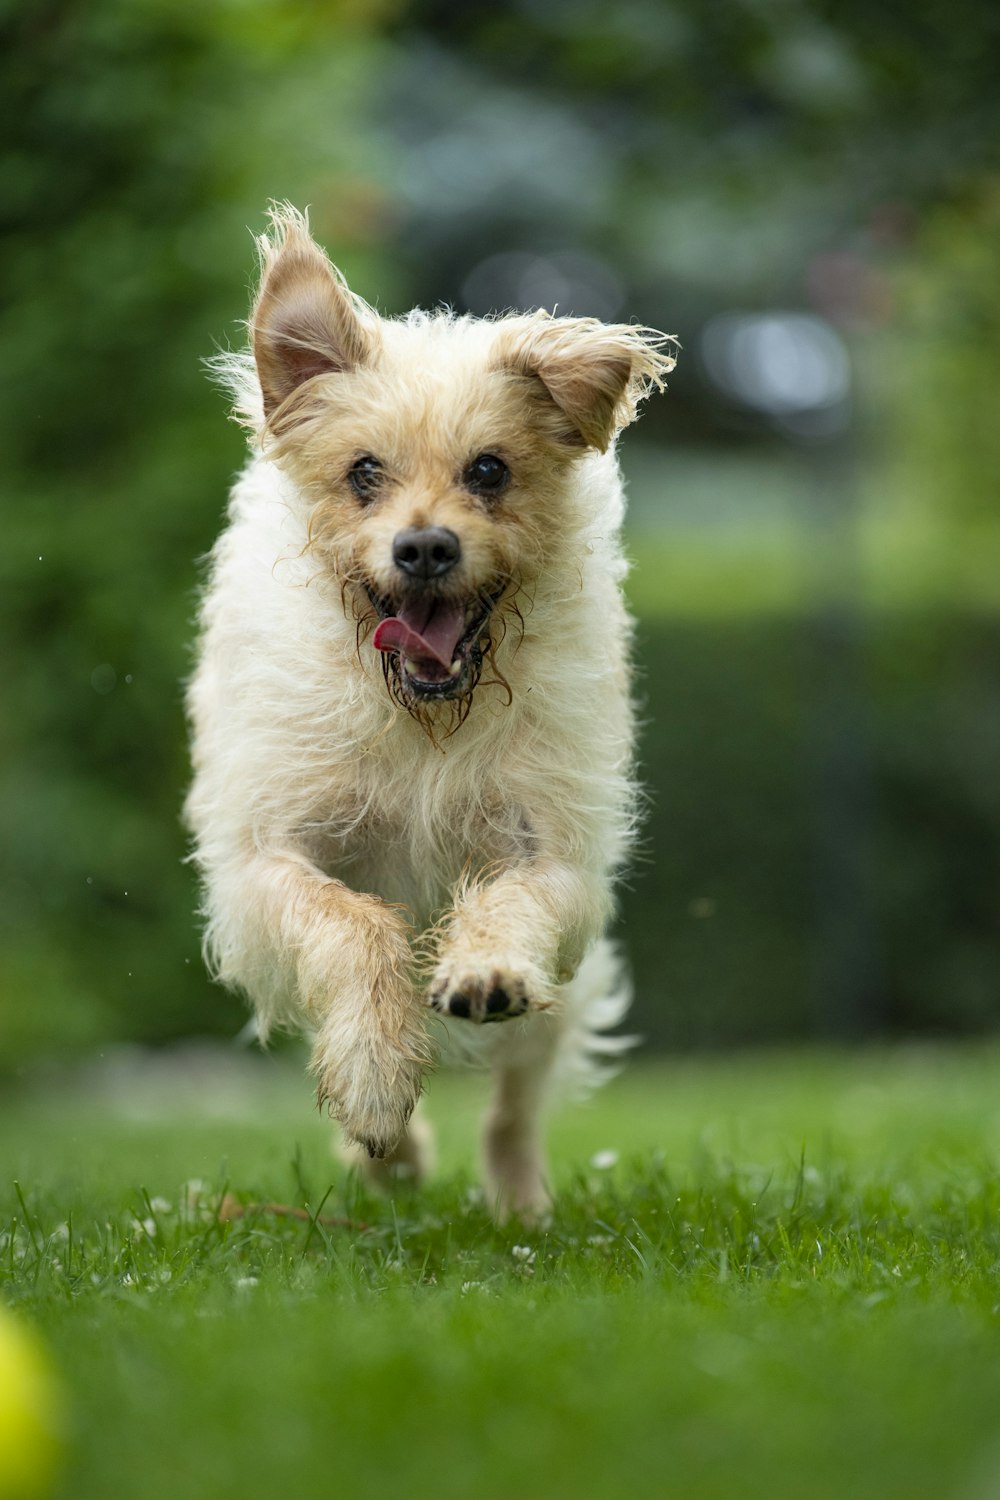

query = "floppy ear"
[491,313,677,451]
[251,203,378,425]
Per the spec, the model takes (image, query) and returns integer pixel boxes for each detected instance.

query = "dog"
[185,205,674,1219]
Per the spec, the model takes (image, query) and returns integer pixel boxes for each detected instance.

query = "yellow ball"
[0,1306,62,1500]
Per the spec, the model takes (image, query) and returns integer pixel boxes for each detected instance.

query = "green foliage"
[874,187,1000,549]
[0,1,395,1062]
[624,611,1000,1046]
[4,1049,1000,1499]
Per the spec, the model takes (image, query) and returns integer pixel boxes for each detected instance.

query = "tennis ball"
[0,1305,62,1500]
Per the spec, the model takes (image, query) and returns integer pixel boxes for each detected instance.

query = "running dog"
[185,206,674,1218]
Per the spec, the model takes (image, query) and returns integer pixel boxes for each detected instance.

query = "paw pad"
[429,973,531,1023]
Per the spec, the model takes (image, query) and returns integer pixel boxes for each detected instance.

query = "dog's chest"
[311,726,528,925]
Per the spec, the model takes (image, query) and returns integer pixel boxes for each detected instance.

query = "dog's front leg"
[232,852,427,1157]
[428,857,606,1022]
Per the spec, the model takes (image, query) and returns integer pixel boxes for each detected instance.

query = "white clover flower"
[590,1149,619,1170]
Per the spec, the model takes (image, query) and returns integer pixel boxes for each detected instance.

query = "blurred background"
[2,0,999,1073]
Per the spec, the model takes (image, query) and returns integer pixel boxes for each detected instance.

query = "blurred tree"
[876,187,1000,550]
[383,0,1000,316]
[0,0,399,1063]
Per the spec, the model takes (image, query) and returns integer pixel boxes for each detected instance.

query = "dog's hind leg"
[481,942,634,1222]
[482,1013,564,1223]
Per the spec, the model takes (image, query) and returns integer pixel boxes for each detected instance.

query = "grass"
[4,1043,1000,1499]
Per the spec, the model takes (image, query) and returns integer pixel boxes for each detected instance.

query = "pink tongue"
[372,599,467,669]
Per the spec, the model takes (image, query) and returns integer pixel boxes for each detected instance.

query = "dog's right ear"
[251,204,378,427]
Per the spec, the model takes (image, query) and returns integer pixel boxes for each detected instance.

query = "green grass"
[4,1045,1000,1499]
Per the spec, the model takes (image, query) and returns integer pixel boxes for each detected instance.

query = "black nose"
[392,526,461,580]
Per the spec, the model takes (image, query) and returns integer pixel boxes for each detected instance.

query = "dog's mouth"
[366,586,500,701]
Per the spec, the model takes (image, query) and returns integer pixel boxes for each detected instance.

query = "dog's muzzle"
[368,583,499,701]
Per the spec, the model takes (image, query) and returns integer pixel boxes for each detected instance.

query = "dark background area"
[2,0,999,1068]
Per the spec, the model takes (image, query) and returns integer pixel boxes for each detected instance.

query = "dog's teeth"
[449,660,462,677]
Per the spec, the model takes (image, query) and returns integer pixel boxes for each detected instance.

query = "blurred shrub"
[622,610,1000,1049]
[0,0,397,1066]
[866,187,1000,604]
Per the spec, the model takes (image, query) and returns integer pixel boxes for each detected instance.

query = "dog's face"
[246,209,674,723]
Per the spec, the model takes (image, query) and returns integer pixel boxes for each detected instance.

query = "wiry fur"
[186,206,674,1219]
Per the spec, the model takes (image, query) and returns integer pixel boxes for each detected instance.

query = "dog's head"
[239,206,675,727]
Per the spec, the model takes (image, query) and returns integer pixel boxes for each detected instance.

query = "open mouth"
[366,586,500,700]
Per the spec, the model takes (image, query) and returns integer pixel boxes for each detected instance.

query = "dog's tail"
[551,937,638,1101]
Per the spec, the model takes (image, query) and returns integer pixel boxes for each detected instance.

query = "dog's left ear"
[491,314,677,452]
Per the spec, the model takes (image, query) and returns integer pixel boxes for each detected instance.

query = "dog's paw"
[315,1050,423,1160]
[428,966,538,1023]
[310,996,429,1159]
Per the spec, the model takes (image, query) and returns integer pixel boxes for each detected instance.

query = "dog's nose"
[392,526,461,580]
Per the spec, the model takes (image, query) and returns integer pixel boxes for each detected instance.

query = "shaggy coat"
[185,207,674,1217]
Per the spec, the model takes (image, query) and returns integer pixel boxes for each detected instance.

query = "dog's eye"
[348,455,383,502]
[464,453,509,500]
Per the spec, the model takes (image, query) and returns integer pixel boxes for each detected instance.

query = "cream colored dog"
[185,206,674,1218]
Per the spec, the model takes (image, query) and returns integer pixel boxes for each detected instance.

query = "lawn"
[4,1043,1000,1500]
